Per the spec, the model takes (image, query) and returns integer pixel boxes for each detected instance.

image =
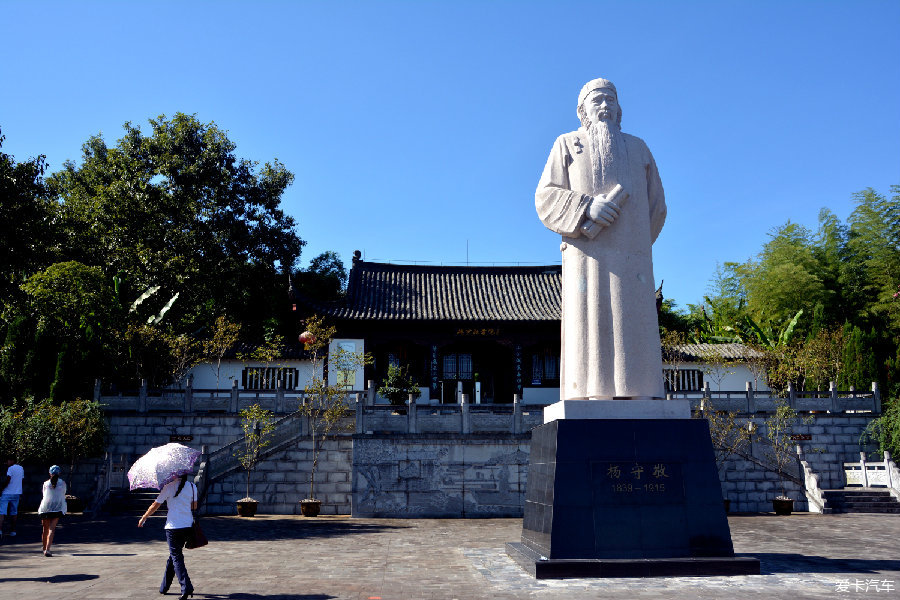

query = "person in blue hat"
[38,465,67,556]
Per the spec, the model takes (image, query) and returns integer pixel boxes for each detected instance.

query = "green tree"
[378,364,422,407]
[738,222,828,336]
[48,113,304,336]
[0,129,57,303]
[299,315,371,502]
[234,403,276,503]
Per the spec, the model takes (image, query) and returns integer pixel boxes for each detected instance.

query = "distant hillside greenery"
[0,118,345,405]
[662,186,900,397]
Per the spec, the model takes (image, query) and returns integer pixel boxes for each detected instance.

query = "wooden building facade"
[303,253,562,404]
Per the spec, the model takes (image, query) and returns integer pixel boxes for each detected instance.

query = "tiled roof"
[318,260,562,321]
[669,343,764,362]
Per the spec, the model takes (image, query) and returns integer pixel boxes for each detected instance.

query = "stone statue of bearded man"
[536,78,666,401]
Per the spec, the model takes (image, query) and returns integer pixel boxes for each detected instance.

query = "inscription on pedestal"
[593,462,683,505]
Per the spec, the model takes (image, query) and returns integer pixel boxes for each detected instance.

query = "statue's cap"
[577,78,617,109]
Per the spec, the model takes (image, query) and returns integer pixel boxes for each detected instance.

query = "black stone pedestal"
[508,419,760,578]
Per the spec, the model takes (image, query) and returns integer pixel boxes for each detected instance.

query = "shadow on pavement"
[746,553,900,575]
[0,574,100,583]
[1,514,408,547]
[201,596,336,600]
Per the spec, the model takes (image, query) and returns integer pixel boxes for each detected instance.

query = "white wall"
[328,338,366,390]
[187,358,319,390]
[665,362,770,392]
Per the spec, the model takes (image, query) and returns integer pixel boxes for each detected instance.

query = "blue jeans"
[160,527,193,594]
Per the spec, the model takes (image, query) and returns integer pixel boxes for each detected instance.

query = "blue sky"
[2,1,898,308]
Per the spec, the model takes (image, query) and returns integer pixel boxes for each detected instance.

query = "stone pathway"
[1,513,898,599]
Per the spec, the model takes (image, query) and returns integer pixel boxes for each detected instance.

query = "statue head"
[577,78,622,129]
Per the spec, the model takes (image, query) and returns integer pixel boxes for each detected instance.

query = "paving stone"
[1,512,898,599]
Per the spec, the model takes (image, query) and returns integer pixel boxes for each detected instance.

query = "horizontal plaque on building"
[790,434,812,441]
[170,434,194,443]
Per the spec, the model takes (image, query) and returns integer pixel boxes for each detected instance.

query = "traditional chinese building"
[301,252,562,404]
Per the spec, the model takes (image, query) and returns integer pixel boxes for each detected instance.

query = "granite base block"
[514,418,759,577]
[505,542,760,579]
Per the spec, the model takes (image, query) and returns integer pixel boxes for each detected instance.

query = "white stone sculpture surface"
[536,78,667,403]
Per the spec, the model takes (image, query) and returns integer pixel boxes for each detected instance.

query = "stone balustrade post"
[788,382,796,409]
[139,379,148,413]
[408,393,418,434]
[885,451,895,490]
[513,393,522,434]
[873,381,881,414]
[94,378,102,402]
[745,381,756,414]
[230,379,239,413]
[860,451,869,488]
[275,379,285,413]
[367,380,375,406]
[829,381,838,413]
[460,393,470,434]
[184,375,193,413]
[355,392,364,434]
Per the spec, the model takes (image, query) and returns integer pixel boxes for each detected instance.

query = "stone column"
[745,382,755,414]
[408,393,418,434]
[829,381,838,413]
[230,380,239,413]
[460,393,470,434]
[355,392,364,434]
[139,379,148,413]
[873,381,881,414]
[513,393,523,434]
[275,379,285,413]
[185,375,193,413]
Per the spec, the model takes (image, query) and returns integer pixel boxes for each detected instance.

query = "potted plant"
[762,398,807,515]
[298,315,370,517]
[696,401,751,512]
[377,364,421,414]
[234,403,276,516]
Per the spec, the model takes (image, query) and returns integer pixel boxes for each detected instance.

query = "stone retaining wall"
[352,434,530,517]
[203,437,353,515]
[722,415,874,513]
[92,411,878,516]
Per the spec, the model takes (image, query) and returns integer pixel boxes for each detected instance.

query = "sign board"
[170,434,194,443]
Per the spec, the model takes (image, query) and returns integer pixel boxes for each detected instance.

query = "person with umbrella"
[133,443,200,600]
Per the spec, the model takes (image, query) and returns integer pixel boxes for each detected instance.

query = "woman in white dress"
[37,465,66,557]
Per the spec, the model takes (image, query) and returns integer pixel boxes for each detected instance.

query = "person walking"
[0,455,25,539]
[37,465,67,556]
[138,474,197,599]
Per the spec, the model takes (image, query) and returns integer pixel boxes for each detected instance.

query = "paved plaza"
[1,512,899,599]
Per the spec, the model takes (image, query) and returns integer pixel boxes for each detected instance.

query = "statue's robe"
[536,127,666,400]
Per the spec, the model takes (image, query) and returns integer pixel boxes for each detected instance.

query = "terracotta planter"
[236,500,258,517]
[773,497,793,515]
[300,499,321,517]
[65,494,85,514]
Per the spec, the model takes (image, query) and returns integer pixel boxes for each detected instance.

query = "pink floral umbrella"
[127,443,201,491]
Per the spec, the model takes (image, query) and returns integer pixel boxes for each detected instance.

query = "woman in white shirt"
[38,465,66,557]
[138,474,197,600]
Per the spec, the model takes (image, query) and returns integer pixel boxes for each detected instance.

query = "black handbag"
[185,483,208,549]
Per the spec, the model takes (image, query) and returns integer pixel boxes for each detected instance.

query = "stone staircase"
[822,488,900,514]
[103,488,166,515]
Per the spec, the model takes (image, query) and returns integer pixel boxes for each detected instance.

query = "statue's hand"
[587,196,621,227]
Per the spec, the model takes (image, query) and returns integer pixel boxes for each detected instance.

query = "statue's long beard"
[588,121,627,196]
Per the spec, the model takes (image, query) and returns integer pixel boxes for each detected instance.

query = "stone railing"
[844,451,900,495]
[96,378,347,414]
[355,393,544,435]
[797,446,829,513]
[668,381,880,414]
[99,379,880,422]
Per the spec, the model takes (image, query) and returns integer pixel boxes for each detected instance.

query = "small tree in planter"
[377,364,421,412]
[761,399,810,514]
[234,403,276,516]
[695,403,751,512]
[298,315,370,516]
